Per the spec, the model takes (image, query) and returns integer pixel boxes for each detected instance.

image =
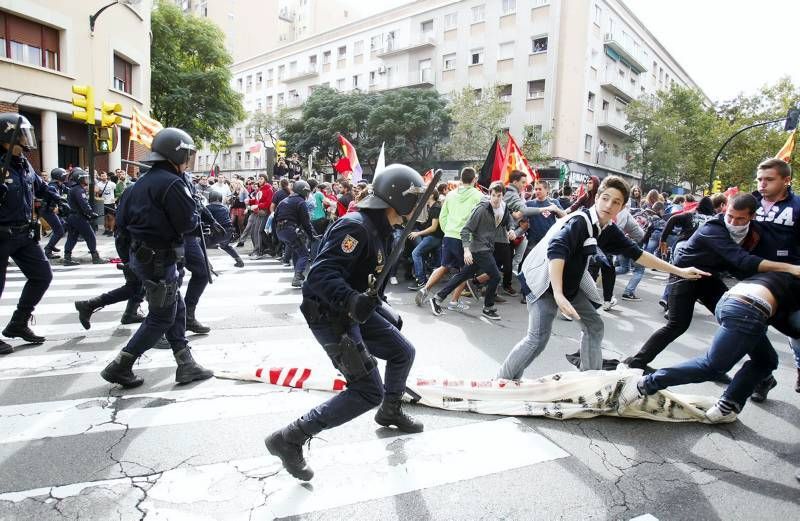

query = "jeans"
[0,231,52,314]
[497,290,604,379]
[642,295,778,410]
[588,253,615,301]
[64,215,97,254]
[41,210,64,252]
[627,276,729,368]
[411,235,441,282]
[493,242,514,288]
[513,237,528,274]
[616,255,633,275]
[624,237,659,295]
[301,310,415,432]
[436,250,500,308]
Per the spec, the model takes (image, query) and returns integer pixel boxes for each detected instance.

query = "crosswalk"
[0,247,575,520]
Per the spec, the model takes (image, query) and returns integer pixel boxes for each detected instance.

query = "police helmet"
[50,168,67,182]
[293,180,311,198]
[358,164,425,215]
[207,190,223,203]
[70,167,90,185]
[145,127,196,165]
[0,113,37,150]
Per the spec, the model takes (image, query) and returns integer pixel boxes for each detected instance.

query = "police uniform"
[275,185,315,286]
[41,170,67,258]
[265,164,426,481]
[100,127,213,388]
[0,114,60,354]
[63,170,101,264]
[181,171,217,333]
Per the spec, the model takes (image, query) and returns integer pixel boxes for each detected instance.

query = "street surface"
[0,236,797,520]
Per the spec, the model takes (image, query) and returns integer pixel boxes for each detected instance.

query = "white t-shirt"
[98,181,116,204]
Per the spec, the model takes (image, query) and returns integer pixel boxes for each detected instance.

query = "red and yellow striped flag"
[776,129,796,162]
[130,106,163,148]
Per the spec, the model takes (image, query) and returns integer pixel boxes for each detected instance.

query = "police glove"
[347,292,379,324]
[201,224,212,236]
[211,222,225,237]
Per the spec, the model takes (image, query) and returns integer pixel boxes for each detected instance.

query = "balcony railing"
[377,35,436,58]
[283,66,319,83]
[600,71,636,102]
[603,31,647,73]
[597,153,627,171]
[597,111,630,138]
[286,97,304,109]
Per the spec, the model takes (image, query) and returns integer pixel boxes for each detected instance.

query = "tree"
[520,125,552,166]
[150,1,245,147]
[445,86,511,161]
[247,110,283,148]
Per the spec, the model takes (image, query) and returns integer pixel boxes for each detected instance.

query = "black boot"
[374,398,424,433]
[2,310,46,344]
[91,251,104,264]
[173,347,214,384]
[44,248,60,260]
[291,272,304,288]
[185,306,211,334]
[62,253,80,266]
[74,297,105,330]
[100,351,144,388]
[234,257,244,268]
[264,419,315,481]
[0,339,12,355]
[751,375,777,403]
[120,300,145,324]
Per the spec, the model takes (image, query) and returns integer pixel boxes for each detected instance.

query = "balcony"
[382,69,435,91]
[597,111,630,138]
[603,31,647,73]
[283,67,319,83]
[286,96,304,110]
[600,71,635,102]
[376,35,436,58]
[597,153,627,172]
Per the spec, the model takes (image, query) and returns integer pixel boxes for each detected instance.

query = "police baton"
[368,169,442,297]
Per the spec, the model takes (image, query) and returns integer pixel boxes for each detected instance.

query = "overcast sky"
[343,0,799,104]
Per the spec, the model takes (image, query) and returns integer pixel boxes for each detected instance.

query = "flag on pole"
[776,129,796,162]
[374,142,386,178]
[337,134,363,182]
[422,168,434,184]
[248,142,262,154]
[129,106,163,149]
[478,136,505,189]
[499,131,535,184]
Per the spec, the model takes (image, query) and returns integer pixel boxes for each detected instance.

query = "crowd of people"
[2,116,798,484]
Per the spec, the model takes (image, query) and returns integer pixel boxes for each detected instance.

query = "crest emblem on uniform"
[341,234,358,253]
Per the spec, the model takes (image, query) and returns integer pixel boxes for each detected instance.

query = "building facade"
[0,0,152,174]
[205,0,707,184]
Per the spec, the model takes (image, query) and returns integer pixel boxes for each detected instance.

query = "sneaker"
[415,287,429,307]
[621,293,641,301]
[408,280,426,291]
[704,404,737,423]
[750,375,777,403]
[482,307,501,320]
[658,299,668,311]
[617,377,644,411]
[501,286,517,297]
[559,311,573,321]
[602,297,617,311]
[389,276,399,285]
[447,301,470,312]
[429,296,444,316]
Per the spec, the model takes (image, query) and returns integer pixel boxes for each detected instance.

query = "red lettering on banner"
[295,368,312,388]
[255,368,263,379]
[282,367,298,387]
[333,379,346,391]
[269,368,281,385]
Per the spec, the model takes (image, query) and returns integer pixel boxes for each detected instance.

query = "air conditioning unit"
[377,66,387,74]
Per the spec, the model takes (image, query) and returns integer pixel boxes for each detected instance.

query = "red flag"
[723,186,739,199]
[776,129,796,162]
[422,169,434,183]
[500,131,535,184]
[337,134,363,182]
[669,201,699,216]
[334,157,352,175]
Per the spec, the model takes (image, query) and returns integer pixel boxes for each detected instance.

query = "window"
[352,74,360,88]
[532,0,549,7]
[472,5,485,23]
[338,45,347,58]
[277,93,285,107]
[587,91,595,108]
[267,68,274,80]
[0,11,60,70]
[584,134,593,153]
[255,72,262,88]
[498,41,514,60]
[277,65,285,79]
[369,70,376,85]
[266,95,273,112]
[527,80,545,99]
[256,100,262,112]
[602,100,609,111]
[594,5,602,24]
[309,54,317,69]
[337,78,345,90]
[502,0,516,15]
[444,12,457,30]
[354,40,363,55]
[498,84,512,102]
[245,75,253,92]
[236,78,243,91]
[443,53,456,70]
[420,20,433,35]
[288,61,297,75]
[532,36,548,53]
[370,34,383,51]
[323,50,331,64]
[528,125,544,141]
[113,54,133,94]
[470,48,483,65]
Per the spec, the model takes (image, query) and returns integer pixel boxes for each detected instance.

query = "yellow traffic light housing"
[94,126,113,154]
[72,85,95,124]
[100,101,123,128]
[712,178,722,193]
[275,140,287,158]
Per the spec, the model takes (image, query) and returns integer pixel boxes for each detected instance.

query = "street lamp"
[90,0,142,34]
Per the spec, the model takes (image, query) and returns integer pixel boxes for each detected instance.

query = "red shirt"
[248,184,274,212]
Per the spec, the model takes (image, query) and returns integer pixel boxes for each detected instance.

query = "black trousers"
[588,254,616,302]
[493,242,513,288]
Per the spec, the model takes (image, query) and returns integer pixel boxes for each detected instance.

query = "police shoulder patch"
[341,234,359,253]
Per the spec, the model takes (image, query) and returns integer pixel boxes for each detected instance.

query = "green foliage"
[445,86,511,161]
[150,1,245,147]
[520,125,552,166]
[246,111,282,146]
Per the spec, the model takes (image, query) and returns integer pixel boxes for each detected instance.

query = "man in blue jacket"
[274,180,316,287]
[62,168,102,266]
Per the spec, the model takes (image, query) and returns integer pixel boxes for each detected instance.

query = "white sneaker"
[602,297,618,311]
[447,300,470,311]
[704,405,737,423]
[617,377,643,411]
[390,276,398,285]
[415,287,429,307]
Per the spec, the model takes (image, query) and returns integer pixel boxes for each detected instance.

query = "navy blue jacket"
[303,210,390,311]
[206,202,233,229]
[0,153,59,224]
[673,214,763,277]
[42,180,67,213]
[274,193,314,237]
[66,182,94,220]
[115,162,198,248]
[752,189,800,264]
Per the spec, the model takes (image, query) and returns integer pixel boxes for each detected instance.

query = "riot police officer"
[41,167,68,259]
[0,113,60,355]
[62,168,103,266]
[100,127,212,387]
[274,179,316,287]
[265,164,425,481]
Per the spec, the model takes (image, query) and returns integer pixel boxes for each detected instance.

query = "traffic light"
[712,178,722,193]
[71,85,95,124]
[94,126,113,154]
[275,140,287,158]
[100,101,123,128]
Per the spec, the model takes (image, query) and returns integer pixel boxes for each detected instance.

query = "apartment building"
[0,0,152,173]
[208,0,706,184]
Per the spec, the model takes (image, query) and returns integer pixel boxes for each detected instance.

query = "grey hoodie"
[461,197,511,253]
